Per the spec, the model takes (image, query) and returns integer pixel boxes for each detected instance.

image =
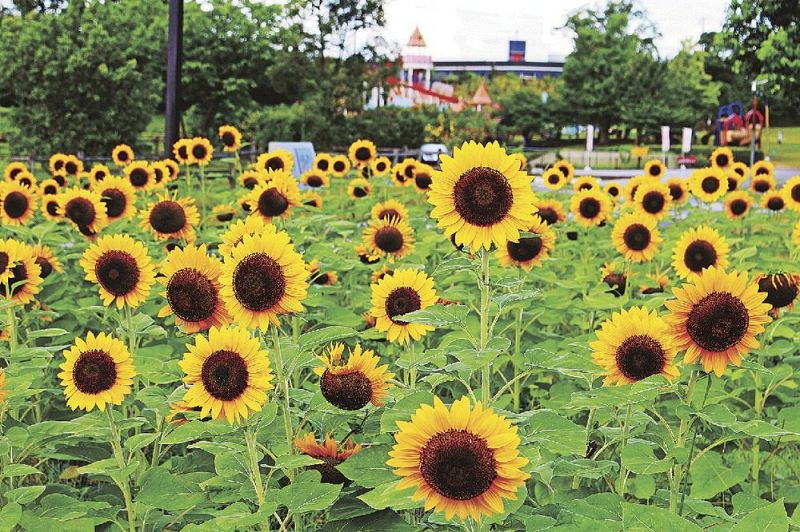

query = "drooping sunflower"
[362,217,415,261]
[553,159,574,182]
[58,332,135,412]
[220,230,309,330]
[238,170,267,190]
[313,153,333,174]
[369,268,437,344]
[49,153,68,176]
[58,188,108,238]
[330,155,351,178]
[601,261,627,297]
[542,167,566,190]
[666,177,689,205]
[4,161,28,182]
[604,182,623,200]
[31,244,63,279]
[246,170,301,223]
[643,159,666,179]
[218,125,242,152]
[0,181,37,225]
[665,267,771,376]
[219,216,272,257]
[573,175,599,192]
[158,244,230,333]
[590,306,679,385]
[173,139,193,165]
[348,178,371,199]
[371,156,392,177]
[756,273,799,316]
[63,155,84,178]
[533,198,566,225]
[387,396,530,521]
[111,144,135,167]
[611,212,662,263]
[140,193,200,242]
[348,139,377,167]
[179,325,274,424]
[190,137,214,166]
[761,190,786,212]
[296,433,363,485]
[724,191,752,220]
[124,160,153,190]
[371,265,394,284]
[429,141,537,252]
[212,204,237,223]
[371,200,409,223]
[689,167,726,202]
[633,180,672,220]
[94,176,137,222]
[413,163,434,192]
[751,173,776,194]
[356,244,381,265]
[496,215,555,270]
[257,150,294,174]
[509,152,528,172]
[0,243,42,306]
[570,189,611,227]
[88,164,111,187]
[315,342,393,410]
[80,234,155,309]
[751,160,774,180]
[302,191,323,208]
[710,147,734,169]
[308,260,337,286]
[301,169,329,189]
[782,176,800,211]
[640,269,670,295]
[672,226,729,280]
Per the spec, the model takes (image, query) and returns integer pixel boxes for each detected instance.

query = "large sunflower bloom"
[666,177,689,205]
[94,176,137,222]
[672,226,729,280]
[0,181,37,225]
[611,212,662,263]
[58,188,108,238]
[643,159,666,179]
[348,139,377,167]
[123,161,153,190]
[496,215,555,270]
[633,180,672,220]
[0,242,43,306]
[218,125,242,152]
[80,234,155,309]
[724,191,752,220]
[710,147,734,169]
[315,342,393,410]
[190,137,214,166]
[140,193,200,242]
[369,268,437,344]
[689,167,726,202]
[246,170,301,223]
[570,189,611,227]
[111,144,135,167]
[362,217,415,262]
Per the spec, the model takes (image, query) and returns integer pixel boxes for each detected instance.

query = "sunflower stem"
[616,404,633,495]
[199,165,207,225]
[670,370,698,512]
[752,370,763,496]
[5,295,17,352]
[245,426,266,507]
[678,374,712,516]
[271,324,295,473]
[106,408,136,532]
[479,249,491,404]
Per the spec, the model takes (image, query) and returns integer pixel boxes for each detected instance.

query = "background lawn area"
[765,126,800,167]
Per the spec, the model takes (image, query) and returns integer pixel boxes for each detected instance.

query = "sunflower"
[690,167,726,202]
[88,164,111,187]
[246,170,301,223]
[14,171,37,190]
[601,261,627,297]
[369,268,437,344]
[173,139,193,165]
[58,188,108,238]
[604,182,623,200]
[612,212,662,263]
[782,176,800,211]
[724,191,752,220]
[371,200,409,223]
[0,181,37,225]
[387,396,529,521]
[666,177,689,205]
[533,198,566,226]
[212,204,237,223]
[94,176,137,222]
[496,215,555,270]
[756,273,799,316]
[371,265,394,284]
[63,155,84,177]
[220,230,309,330]
[633,180,672,220]
[40,178,60,197]
[31,244,63,279]
[643,159,666,179]
[140,193,199,242]
[330,155,351,178]
[238,170,268,190]
[310,266,337,286]
[41,196,62,221]
[348,139,377,167]
[371,156,392,177]
[573,175,599,192]
[257,150,294,174]
[356,244,381,265]
[313,153,333,174]
[429,142,536,252]
[190,137,214,166]
[553,159,575,182]
[348,178,371,199]
[150,161,170,189]
[58,332,135,412]
[542,168,566,190]
[4,161,28,182]
[49,153,68,175]
[570,189,611,227]
[640,269,670,295]
[302,191,323,208]
[751,160,774,180]
[509,152,528,172]
[725,170,741,192]
[730,161,748,180]
[672,225,729,281]
[301,169,329,189]
[80,234,155,309]
[111,144,135,167]
[179,325,273,424]
[761,190,786,212]
[412,163,434,191]
[315,342,393,410]
[751,173,776,194]
[218,125,242,152]
[0,243,42,306]
[0,239,20,283]
[590,306,679,385]
[665,267,771,376]
[624,175,648,203]
[296,433,363,485]
[157,244,230,333]
[219,216,272,257]
[163,159,180,181]
[362,217,415,261]
[124,160,153,190]
[710,147,734,169]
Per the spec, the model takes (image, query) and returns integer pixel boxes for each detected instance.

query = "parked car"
[419,143,449,167]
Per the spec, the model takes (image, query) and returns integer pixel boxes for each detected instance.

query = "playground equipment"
[715,101,764,148]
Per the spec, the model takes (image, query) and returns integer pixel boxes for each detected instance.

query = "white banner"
[681,128,693,154]
[586,125,594,153]
[661,126,670,153]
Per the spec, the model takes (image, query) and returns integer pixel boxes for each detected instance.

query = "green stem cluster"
[478,250,491,404]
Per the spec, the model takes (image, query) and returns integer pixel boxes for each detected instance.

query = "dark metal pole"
[164,0,184,157]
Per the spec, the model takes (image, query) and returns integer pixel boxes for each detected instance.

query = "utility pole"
[164,0,184,158]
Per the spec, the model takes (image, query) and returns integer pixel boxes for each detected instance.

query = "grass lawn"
[765,126,800,167]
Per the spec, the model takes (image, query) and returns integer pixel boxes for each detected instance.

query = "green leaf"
[276,470,342,513]
[320,509,415,531]
[298,326,358,353]
[124,433,158,452]
[136,467,206,511]
[358,480,421,511]
[0,503,22,532]
[731,499,788,532]
[0,463,41,478]
[273,453,323,470]
[525,410,585,455]
[335,445,395,488]
[395,305,469,328]
[622,502,702,531]
[4,485,46,504]
[160,420,236,444]
[690,451,749,499]
[380,391,434,433]
[621,442,673,475]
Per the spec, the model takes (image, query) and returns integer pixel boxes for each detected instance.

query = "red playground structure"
[716,99,765,147]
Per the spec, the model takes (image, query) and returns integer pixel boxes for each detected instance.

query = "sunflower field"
[0,135,799,531]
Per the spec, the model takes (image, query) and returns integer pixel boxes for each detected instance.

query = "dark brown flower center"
[548,174,560,185]
[308,457,350,485]
[95,251,140,296]
[607,186,620,197]
[73,349,117,394]
[317,159,329,172]
[701,176,719,194]
[758,275,798,310]
[192,144,208,160]
[265,157,283,171]
[177,145,189,160]
[623,224,651,251]
[355,147,372,161]
[385,287,421,322]
[307,175,324,188]
[683,240,717,273]
[101,189,127,218]
[507,236,543,262]
[374,227,404,253]
[118,150,130,162]
[149,201,187,234]
[18,177,32,188]
[537,207,559,225]
[65,198,96,226]
[167,268,218,322]
[557,165,569,178]
[419,429,497,501]
[65,161,78,175]
[258,188,289,217]
[232,253,286,312]
[320,369,372,410]
[93,170,108,182]
[767,197,784,211]
[313,272,330,285]
[578,182,593,191]
[415,174,432,189]
[9,168,22,180]
[129,168,149,187]
[0,252,8,273]
[3,191,28,219]
[754,180,770,193]
[686,292,749,352]
[35,257,53,279]
[217,212,234,222]
[453,167,513,227]
[222,132,236,146]
[715,154,729,167]
[791,184,800,203]
[648,164,661,177]
[46,200,60,216]
[730,199,748,216]
[243,177,258,189]
[353,187,368,198]
[668,184,683,201]
[755,167,769,176]
[615,335,665,381]
[727,177,738,192]
[603,273,626,297]
[43,184,58,195]
[375,161,387,172]
[153,167,164,184]
[642,191,665,214]
[333,161,346,172]
[0,263,28,297]
[201,349,249,401]
[579,197,601,219]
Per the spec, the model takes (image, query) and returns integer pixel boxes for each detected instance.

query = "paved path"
[531,167,799,182]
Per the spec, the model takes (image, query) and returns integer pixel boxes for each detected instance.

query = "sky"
[379,0,730,61]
